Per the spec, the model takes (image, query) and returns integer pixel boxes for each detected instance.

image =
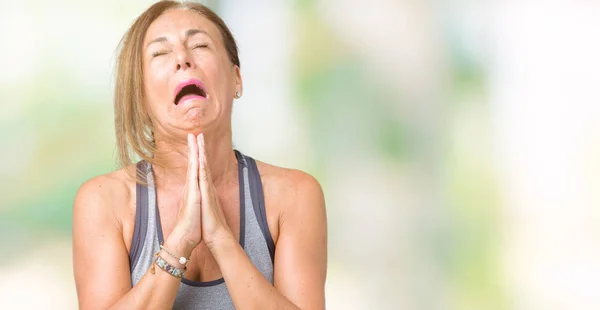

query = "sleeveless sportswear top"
[128,150,275,309]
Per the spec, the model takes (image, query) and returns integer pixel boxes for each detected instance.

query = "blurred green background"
[1,0,600,309]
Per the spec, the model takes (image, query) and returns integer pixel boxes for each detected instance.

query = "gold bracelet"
[150,252,186,279]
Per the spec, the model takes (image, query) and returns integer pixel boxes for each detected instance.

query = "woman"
[72,1,327,309]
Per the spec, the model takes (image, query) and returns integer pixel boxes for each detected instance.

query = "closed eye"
[152,51,169,57]
[192,44,208,49]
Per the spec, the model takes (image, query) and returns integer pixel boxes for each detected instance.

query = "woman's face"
[142,9,241,137]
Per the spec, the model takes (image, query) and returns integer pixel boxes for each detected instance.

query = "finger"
[187,133,199,192]
[178,182,188,216]
[197,133,211,195]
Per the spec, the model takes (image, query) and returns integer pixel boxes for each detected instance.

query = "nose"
[176,61,192,70]
[175,49,195,71]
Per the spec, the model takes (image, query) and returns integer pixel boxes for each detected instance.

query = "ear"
[234,65,243,96]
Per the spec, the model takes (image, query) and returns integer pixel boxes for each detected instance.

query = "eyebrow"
[146,29,208,48]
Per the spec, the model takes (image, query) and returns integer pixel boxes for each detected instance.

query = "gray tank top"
[128,150,276,309]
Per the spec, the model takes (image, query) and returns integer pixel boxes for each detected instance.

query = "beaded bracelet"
[160,244,191,265]
[150,252,186,279]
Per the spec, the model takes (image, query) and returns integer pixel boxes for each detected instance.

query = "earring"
[235,91,241,99]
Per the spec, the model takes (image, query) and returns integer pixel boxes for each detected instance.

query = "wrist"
[205,228,236,252]
[165,227,197,258]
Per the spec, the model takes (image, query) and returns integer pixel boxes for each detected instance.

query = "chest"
[156,187,242,282]
[123,164,284,282]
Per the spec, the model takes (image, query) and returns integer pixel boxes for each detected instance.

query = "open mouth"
[174,80,207,105]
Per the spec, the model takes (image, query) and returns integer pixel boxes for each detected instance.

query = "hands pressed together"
[171,133,233,255]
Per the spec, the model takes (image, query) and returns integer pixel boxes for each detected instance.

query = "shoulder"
[74,166,134,207]
[73,165,136,229]
[255,160,323,199]
[254,159,325,223]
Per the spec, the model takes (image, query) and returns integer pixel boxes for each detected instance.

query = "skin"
[72,9,327,310]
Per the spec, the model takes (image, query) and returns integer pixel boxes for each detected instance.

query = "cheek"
[195,55,218,76]
[196,56,231,95]
[147,60,171,89]
[144,60,172,108]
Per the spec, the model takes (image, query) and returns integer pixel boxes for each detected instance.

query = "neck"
[152,127,237,190]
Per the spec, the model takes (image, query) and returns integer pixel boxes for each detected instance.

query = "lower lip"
[178,95,207,105]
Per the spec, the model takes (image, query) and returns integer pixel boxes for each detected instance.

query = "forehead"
[144,8,219,44]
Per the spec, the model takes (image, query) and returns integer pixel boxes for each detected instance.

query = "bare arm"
[206,172,328,310]
[73,134,203,309]
[72,176,195,310]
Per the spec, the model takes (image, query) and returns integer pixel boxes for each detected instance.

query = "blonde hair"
[113,0,240,181]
